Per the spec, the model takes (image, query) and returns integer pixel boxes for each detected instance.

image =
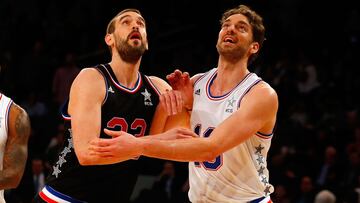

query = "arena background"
[0,0,359,202]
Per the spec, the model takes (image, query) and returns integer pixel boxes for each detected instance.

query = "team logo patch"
[108,86,115,93]
[225,96,236,113]
[141,88,153,106]
[195,89,201,95]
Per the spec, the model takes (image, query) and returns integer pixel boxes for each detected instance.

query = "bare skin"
[89,13,278,163]
[69,11,191,166]
[0,103,30,189]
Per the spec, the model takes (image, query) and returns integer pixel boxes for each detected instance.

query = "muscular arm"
[148,76,190,135]
[69,68,122,165]
[0,103,30,189]
[140,83,278,162]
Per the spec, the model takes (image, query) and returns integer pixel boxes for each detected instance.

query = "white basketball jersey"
[188,68,274,203]
[0,94,12,203]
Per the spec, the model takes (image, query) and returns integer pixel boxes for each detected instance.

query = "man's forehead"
[225,13,249,24]
[118,11,144,21]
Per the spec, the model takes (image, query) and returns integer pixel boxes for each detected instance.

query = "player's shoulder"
[72,67,104,85]
[250,81,278,104]
[9,102,31,132]
[148,76,171,93]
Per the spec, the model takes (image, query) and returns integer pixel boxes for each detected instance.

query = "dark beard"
[116,38,146,64]
[216,42,246,63]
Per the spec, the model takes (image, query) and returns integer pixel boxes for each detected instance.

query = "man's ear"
[105,34,113,46]
[249,42,259,54]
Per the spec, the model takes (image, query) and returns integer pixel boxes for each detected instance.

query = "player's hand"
[155,127,198,140]
[162,69,193,115]
[160,89,183,115]
[89,129,141,162]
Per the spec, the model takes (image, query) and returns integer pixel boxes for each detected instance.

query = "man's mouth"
[129,32,141,40]
[223,36,236,43]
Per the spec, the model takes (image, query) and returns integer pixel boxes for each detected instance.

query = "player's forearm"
[0,171,22,189]
[139,138,218,162]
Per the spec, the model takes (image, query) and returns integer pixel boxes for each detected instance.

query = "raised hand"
[160,69,193,115]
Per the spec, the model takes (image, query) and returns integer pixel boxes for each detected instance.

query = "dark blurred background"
[1,0,359,202]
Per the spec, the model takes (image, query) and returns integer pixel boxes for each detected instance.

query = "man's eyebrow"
[118,14,146,25]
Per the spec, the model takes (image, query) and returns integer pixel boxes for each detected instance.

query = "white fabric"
[0,94,13,203]
[188,68,274,202]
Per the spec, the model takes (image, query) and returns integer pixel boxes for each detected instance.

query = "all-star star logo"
[225,96,236,113]
[141,88,153,106]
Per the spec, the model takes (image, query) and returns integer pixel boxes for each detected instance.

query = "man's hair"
[106,8,143,34]
[314,190,336,203]
[220,5,265,64]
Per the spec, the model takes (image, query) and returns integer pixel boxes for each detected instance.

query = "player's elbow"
[0,174,22,189]
[75,150,93,166]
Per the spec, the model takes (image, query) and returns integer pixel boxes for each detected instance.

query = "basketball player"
[90,5,278,203]
[33,9,191,203]
[0,93,31,203]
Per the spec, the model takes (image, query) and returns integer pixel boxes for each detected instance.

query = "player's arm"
[138,83,278,161]
[148,76,190,136]
[0,103,30,189]
[69,68,137,165]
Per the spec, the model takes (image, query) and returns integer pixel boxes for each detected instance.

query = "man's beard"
[216,42,247,63]
[116,37,146,64]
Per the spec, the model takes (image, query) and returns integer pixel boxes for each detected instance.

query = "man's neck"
[211,57,250,96]
[109,56,141,88]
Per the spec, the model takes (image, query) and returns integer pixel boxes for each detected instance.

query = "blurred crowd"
[1,0,359,202]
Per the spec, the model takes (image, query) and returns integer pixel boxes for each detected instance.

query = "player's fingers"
[89,145,111,153]
[168,90,177,115]
[176,128,198,137]
[182,72,191,85]
[162,90,173,116]
[89,138,111,147]
[174,90,183,113]
[104,128,124,137]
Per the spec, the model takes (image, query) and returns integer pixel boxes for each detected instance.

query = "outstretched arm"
[140,83,278,161]
[0,103,30,189]
[90,82,278,162]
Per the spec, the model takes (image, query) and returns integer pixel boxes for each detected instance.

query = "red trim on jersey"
[39,191,58,203]
[255,132,273,139]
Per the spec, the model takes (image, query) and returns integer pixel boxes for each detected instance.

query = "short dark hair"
[220,5,265,64]
[106,8,143,34]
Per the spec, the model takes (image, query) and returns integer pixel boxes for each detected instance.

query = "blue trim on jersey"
[250,196,266,203]
[237,79,262,109]
[60,100,71,120]
[256,131,273,137]
[45,185,86,203]
[101,64,142,93]
[5,100,13,132]
[206,71,253,100]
